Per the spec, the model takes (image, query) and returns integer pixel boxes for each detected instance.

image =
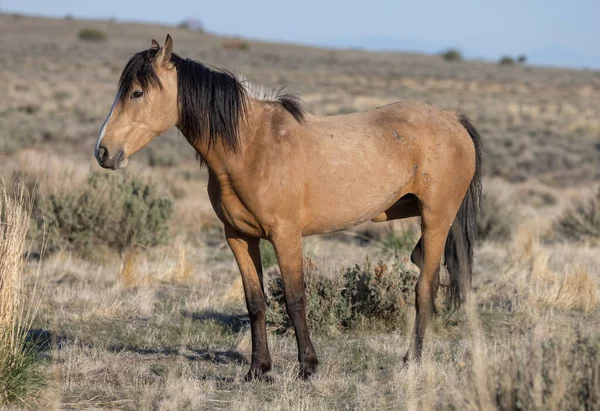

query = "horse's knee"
[246,295,267,321]
[284,294,306,317]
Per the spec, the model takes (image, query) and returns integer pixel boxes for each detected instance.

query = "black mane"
[117,48,306,153]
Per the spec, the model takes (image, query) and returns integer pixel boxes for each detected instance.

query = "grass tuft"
[0,180,45,405]
[119,246,139,289]
[542,264,599,312]
[554,188,600,243]
[477,192,513,241]
[169,243,193,283]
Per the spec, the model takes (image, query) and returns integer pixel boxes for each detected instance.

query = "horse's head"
[95,35,178,169]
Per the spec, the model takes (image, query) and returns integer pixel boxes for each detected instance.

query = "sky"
[2,0,599,69]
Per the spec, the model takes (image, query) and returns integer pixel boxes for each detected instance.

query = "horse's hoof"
[299,360,318,380]
[403,350,422,365]
[244,369,274,383]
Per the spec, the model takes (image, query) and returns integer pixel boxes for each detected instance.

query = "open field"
[0,13,599,410]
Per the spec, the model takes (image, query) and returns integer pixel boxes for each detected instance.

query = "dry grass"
[119,247,140,289]
[508,225,599,312]
[0,179,45,406]
[222,38,250,51]
[9,223,593,410]
[168,242,193,283]
[0,182,29,329]
[541,264,599,312]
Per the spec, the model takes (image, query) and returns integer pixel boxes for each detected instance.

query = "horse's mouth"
[96,148,128,170]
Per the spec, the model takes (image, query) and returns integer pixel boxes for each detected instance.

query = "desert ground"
[0,13,599,410]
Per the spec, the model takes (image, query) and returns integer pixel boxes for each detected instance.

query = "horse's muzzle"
[96,146,126,170]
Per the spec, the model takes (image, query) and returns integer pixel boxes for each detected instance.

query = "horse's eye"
[131,90,144,99]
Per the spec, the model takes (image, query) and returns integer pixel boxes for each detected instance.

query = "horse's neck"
[186,99,271,178]
[182,133,247,186]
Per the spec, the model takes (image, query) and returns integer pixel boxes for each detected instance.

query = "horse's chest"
[207,176,264,237]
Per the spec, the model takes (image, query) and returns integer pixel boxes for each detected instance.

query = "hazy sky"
[2,0,599,68]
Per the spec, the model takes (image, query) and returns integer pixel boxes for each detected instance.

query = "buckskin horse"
[95,35,483,381]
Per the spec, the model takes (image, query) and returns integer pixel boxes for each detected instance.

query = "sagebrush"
[266,256,417,332]
[78,28,107,42]
[477,192,513,241]
[34,172,173,254]
[554,188,600,243]
[440,48,463,62]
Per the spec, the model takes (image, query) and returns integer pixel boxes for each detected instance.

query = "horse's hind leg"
[404,202,458,362]
[410,238,440,315]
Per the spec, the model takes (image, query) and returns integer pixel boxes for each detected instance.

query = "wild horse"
[95,35,483,380]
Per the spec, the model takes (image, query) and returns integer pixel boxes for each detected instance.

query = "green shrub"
[0,332,46,406]
[266,256,417,332]
[554,188,600,243]
[381,226,419,254]
[34,172,173,254]
[78,28,107,42]
[477,193,513,241]
[499,56,515,66]
[260,240,277,270]
[440,48,463,62]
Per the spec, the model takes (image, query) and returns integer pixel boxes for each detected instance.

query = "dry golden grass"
[542,264,599,312]
[0,179,45,405]
[511,224,599,312]
[13,224,593,410]
[168,242,193,283]
[0,180,30,337]
[223,276,245,305]
[119,246,140,289]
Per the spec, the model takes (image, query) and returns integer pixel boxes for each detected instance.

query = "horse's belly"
[301,169,411,236]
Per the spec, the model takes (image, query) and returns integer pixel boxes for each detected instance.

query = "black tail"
[444,114,483,307]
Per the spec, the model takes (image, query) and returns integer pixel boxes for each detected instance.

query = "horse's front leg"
[272,230,318,379]
[225,226,272,381]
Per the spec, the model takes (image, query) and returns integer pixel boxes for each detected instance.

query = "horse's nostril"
[98,146,109,163]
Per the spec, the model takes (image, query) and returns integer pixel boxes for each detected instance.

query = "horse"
[95,35,483,381]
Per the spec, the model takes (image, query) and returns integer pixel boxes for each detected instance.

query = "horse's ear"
[150,39,160,50]
[155,34,173,66]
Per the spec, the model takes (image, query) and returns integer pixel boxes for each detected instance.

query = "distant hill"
[317,35,599,69]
